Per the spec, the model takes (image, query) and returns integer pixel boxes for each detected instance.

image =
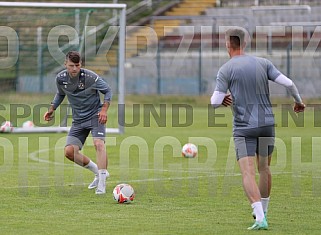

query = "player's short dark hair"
[66,51,81,63]
[225,27,246,50]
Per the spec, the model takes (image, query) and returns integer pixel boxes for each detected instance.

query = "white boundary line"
[27,147,302,175]
[15,146,318,190]
[2,175,217,189]
[12,127,121,134]
[28,147,226,173]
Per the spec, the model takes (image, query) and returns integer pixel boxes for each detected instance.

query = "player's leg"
[94,138,108,170]
[238,156,267,230]
[234,133,267,230]
[93,138,109,194]
[91,116,109,194]
[64,144,90,166]
[257,155,271,196]
[65,124,99,188]
[234,135,262,203]
[255,155,271,218]
[238,156,261,203]
[257,129,274,217]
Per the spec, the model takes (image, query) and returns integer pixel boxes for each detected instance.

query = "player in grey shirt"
[211,27,305,230]
[215,55,281,129]
[44,51,112,194]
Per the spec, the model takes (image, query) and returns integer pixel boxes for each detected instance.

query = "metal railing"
[220,0,321,6]
[270,21,321,39]
[150,15,251,32]
[251,4,311,13]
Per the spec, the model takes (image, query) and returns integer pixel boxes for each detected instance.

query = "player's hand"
[44,111,54,121]
[222,94,232,107]
[294,102,305,113]
[98,111,107,124]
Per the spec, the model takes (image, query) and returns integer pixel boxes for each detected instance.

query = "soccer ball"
[182,143,198,158]
[113,183,135,203]
[0,121,13,133]
[22,120,35,128]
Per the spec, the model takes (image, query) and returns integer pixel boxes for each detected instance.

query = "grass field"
[0,93,321,234]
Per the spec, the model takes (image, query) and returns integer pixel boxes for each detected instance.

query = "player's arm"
[211,91,232,108]
[96,77,112,124]
[44,104,55,121]
[43,92,65,121]
[98,101,110,124]
[274,74,305,113]
[211,68,232,108]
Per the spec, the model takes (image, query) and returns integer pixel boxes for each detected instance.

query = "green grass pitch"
[0,93,320,234]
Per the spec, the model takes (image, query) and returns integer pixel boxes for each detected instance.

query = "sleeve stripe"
[275,74,302,103]
[210,91,226,108]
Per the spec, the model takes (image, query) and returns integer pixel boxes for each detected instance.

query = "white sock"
[98,169,109,189]
[261,197,270,214]
[251,201,264,222]
[84,160,99,177]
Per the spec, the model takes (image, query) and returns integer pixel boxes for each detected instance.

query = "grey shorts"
[233,125,275,160]
[66,115,106,149]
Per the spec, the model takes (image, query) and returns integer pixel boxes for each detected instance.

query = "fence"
[122,38,321,98]
[2,1,321,99]
[120,11,321,97]
[0,0,164,92]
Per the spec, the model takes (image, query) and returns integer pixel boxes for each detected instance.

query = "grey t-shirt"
[51,68,112,123]
[215,55,281,129]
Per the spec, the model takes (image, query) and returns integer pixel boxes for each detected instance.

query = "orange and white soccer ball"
[113,183,135,203]
[182,143,198,158]
[0,121,13,133]
[22,120,35,128]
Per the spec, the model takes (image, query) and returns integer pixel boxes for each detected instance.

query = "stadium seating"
[1,0,321,93]
[87,0,321,76]
[153,3,321,52]
[219,0,321,7]
[121,1,321,95]
[84,0,217,75]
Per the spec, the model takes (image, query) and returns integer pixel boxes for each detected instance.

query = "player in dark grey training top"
[210,27,305,230]
[44,51,112,194]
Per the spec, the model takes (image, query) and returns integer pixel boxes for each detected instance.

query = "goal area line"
[12,127,121,134]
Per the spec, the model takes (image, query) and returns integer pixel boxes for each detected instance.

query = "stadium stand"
[219,0,321,7]
[145,2,321,52]
[85,0,217,75]
[1,0,321,95]
[121,0,321,95]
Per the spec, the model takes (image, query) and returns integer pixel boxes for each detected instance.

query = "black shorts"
[66,115,106,149]
[233,125,275,160]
